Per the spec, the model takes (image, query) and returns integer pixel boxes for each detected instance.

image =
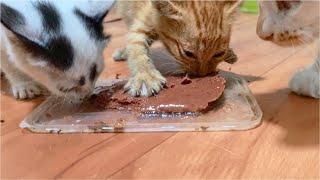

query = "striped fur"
[116,0,240,97]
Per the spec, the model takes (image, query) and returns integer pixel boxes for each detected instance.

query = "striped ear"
[223,0,242,20]
[151,0,181,17]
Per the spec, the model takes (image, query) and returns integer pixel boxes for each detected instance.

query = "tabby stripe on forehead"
[0,3,26,30]
[34,1,61,33]
[202,6,209,21]
[190,1,202,31]
[219,13,223,33]
[160,32,184,59]
[190,1,203,45]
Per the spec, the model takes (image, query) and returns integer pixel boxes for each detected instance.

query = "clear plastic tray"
[20,72,263,133]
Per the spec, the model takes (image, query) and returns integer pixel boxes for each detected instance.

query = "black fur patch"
[45,36,74,70]
[34,1,61,33]
[11,34,74,71]
[74,8,109,41]
[0,3,26,30]
[79,76,86,86]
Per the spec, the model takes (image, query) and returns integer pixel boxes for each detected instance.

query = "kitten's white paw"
[289,67,320,99]
[11,81,43,99]
[124,70,166,97]
[112,48,127,61]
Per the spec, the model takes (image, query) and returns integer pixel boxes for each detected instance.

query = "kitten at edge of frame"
[257,0,320,98]
[0,0,115,101]
[114,1,240,97]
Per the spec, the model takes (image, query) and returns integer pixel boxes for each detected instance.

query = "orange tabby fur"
[115,0,240,97]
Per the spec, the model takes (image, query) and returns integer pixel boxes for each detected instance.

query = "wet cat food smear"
[92,75,226,113]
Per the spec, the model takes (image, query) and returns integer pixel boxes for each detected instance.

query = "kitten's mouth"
[57,86,92,100]
[58,86,82,93]
[186,69,218,77]
[273,36,306,47]
[183,65,219,77]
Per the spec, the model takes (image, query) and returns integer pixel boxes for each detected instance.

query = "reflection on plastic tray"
[20,72,263,133]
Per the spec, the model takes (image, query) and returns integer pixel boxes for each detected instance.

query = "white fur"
[258,0,320,99]
[289,55,320,98]
[258,1,319,43]
[0,0,115,100]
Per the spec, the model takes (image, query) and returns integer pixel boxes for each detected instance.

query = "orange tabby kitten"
[115,1,240,97]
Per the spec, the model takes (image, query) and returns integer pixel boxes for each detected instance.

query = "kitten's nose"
[257,16,274,41]
[79,76,86,86]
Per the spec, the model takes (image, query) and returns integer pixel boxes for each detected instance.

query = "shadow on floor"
[255,88,319,147]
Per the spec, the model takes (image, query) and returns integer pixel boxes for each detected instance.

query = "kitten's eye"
[104,34,111,41]
[90,64,97,81]
[183,50,196,59]
[213,51,226,58]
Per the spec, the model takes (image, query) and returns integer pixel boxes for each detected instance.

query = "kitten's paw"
[289,68,320,99]
[112,48,127,61]
[124,70,166,97]
[11,81,43,99]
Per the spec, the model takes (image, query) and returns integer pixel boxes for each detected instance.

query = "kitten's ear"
[151,0,181,17]
[1,3,47,59]
[78,0,115,23]
[0,3,25,33]
[224,0,242,15]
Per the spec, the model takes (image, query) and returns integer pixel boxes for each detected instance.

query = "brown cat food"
[92,75,226,114]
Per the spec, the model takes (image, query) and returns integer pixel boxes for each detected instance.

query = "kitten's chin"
[50,89,91,104]
[272,36,315,47]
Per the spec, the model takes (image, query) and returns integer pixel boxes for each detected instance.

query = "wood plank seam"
[106,133,176,179]
[54,134,118,178]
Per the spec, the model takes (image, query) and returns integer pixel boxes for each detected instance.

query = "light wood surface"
[1,13,319,179]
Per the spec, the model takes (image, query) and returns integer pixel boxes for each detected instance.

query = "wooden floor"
[1,13,319,179]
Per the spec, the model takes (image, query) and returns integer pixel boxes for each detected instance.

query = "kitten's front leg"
[113,37,155,62]
[124,29,166,97]
[289,57,320,99]
[1,51,44,99]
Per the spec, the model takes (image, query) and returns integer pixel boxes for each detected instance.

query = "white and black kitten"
[1,0,114,101]
[257,0,319,98]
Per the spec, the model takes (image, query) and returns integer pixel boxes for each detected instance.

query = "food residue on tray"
[115,73,121,79]
[91,75,226,114]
